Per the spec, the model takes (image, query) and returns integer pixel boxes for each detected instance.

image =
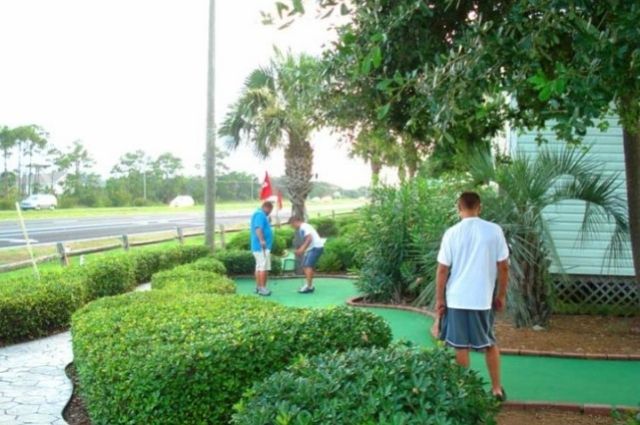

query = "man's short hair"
[262,201,274,210]
[288,215,303,224]
[458,192,481,210]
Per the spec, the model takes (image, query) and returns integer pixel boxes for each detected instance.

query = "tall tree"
[219,50,323,218]
[0,126,14,175]
[10,125,48,195]
[53,140,94,195]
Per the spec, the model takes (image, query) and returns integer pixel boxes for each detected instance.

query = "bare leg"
[304,267,314,288]
[263,271,269,288]
[485,345,502,395]
[455,349,470,368]
[255,270,260,289]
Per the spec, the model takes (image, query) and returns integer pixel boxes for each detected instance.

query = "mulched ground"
[64,364,91,425]
[494,313,640,355]
[498,408,619,425]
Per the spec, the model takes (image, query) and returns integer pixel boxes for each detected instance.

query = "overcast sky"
[0,0,394,189]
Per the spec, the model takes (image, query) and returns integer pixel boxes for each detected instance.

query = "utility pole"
[142,170,147,201]
[204,0,217,252]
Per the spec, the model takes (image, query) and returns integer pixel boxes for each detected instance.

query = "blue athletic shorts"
[302,247,324,269]
[439,308,496,351]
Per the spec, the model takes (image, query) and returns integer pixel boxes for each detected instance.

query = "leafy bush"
[226,229,289,256]
[308,216,338,237]
[232,345,498,425]
[186,256,227,275]
[214,249,282,276]
[357,178,460,304]
[317,237,355,273]
[72,292,392,424]
[82,253,137,300]
[214,250,256,275]
[131,245,210,283]
[0,244,210,343]
[0,270,86,342]
[151,267,236,295]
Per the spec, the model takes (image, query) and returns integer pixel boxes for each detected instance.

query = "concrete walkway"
[0,284,150,425]
[0,332,71,425]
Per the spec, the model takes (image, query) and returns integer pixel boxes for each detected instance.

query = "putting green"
[236,277,640,407]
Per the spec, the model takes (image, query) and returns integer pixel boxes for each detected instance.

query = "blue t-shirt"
[250,209,273,252]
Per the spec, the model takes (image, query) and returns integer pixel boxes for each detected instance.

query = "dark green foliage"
[357,178,460,304]
[186,256,227,275]
[214,250,256,275]
[214,249,283,276]
[151,267,236,295]
[0,244,210,343]
[227,229,289,256]
[232,345,498,425]
[72,292,392,425]
[308,216,338,237]
[0,270,86,342]
[317,237,355,273]
[82,253,137,300]
[275,226,296,249]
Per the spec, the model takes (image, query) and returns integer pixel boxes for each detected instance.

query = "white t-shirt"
[299,223,325,250]
[437,217,509,310]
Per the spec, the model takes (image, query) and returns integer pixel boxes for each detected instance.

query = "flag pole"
[15,202,40,280]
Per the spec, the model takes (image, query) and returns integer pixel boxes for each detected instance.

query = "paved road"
[0,210,290,249]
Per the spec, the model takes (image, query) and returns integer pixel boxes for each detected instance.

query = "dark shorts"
[302,247,324,269]
[439,308,496,351]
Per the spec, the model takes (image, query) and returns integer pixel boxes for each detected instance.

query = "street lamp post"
[204,0,217,251]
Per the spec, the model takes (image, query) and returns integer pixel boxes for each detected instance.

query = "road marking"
[0,238,38,244]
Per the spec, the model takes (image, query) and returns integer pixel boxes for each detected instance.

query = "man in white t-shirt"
[289,216,325,293]
[436,191,510,402]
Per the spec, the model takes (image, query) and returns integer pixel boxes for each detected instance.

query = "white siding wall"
[514,117,634,276]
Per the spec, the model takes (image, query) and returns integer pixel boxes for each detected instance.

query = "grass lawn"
[0,199,364,221]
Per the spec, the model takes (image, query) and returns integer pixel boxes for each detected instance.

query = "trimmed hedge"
[0,244,210,343]
[72,293,391,424]
[185,256,227,275]
[233,346,499,425]
[214,250,282,275]
[226,229,289,256]
[0,269,86,341]
[151,267,236,295]
[308,216,338,237]
[317,237,356,273]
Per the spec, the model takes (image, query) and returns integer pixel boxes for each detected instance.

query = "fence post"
[332,209,336,219]
[219,225,225,249]
[56,242,69,267]
[176,227,185,245]
[121,234,130,251]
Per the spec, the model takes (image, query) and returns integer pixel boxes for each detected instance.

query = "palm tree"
[469,148,629,327]
[219,51,322,219]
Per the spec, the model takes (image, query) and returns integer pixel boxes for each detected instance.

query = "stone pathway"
[0,332,72,424]
[0,284,151,425]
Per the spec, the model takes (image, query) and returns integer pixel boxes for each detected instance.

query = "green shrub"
[72,292,392,425]
[214,250,256,275]
[0,270,86,342]
[214,250,283,276]
[130,245,210,283]
[227,229,289,256]
[186,256,227,275]
[151,267,236,295]
[317,237,355,273]
[357,179,460,304]
[82,253,137,300]
[308,216,338,237]
[232,345,498,425]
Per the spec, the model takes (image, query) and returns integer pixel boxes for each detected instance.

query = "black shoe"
[494,387,507,402]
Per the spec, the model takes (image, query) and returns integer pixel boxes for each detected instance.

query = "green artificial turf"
[234,277,640,407]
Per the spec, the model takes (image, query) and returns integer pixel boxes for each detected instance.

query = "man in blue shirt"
[250,201,274,296]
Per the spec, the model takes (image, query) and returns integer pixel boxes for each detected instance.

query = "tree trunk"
[285,136,313,220]
[370,160,382,186]
[622,124,640,297]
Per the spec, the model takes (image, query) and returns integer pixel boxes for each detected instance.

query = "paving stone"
[17,413,57,424]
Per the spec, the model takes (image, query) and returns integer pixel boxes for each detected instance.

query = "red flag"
[276,190,283,210]
[259,172,273,200]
